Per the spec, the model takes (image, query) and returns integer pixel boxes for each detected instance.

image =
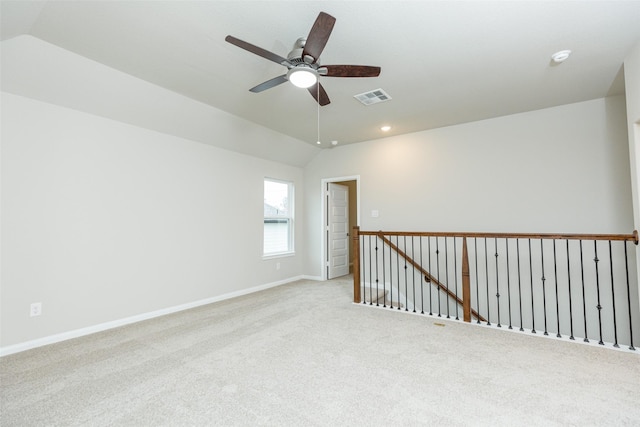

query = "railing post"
[462,237,471,322]
[353,226,361,303]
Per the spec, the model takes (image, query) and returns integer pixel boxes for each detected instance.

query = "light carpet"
[1,276,639,426]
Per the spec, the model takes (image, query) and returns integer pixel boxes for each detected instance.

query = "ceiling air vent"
[354,88,392,106]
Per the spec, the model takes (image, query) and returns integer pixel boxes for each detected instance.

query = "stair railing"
[353,227,639,350]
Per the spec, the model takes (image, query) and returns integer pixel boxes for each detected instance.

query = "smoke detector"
[551,50,571,63]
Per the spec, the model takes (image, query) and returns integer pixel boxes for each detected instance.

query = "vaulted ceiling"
[2,1,640,147]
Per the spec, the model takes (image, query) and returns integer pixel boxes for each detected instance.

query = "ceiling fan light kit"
[287,66,318,88]
[225,11,381,106]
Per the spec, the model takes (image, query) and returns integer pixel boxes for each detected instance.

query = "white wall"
[1,36,320,168]
[624,42,640,221]
[1,93,305,350]
[304,96,633,277]
[623,40,640,312]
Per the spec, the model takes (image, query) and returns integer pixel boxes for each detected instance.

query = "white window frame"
[263,178,294,258]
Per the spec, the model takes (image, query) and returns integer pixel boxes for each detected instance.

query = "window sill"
[262,252,295,260]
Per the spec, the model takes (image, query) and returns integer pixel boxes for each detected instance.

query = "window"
[264,179,294,256]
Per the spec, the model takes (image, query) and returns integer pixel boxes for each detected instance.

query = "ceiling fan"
[225,12,381,106]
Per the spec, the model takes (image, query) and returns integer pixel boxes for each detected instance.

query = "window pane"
[264,180,289,217]
[264,219,290,253]
[264,179,293,255]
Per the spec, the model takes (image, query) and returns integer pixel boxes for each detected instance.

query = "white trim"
[262,252,295,260]
[0,276,305,357]
[320,175,361,281]
[301,275,323,281]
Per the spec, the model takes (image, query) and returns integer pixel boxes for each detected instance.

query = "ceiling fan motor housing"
[287,38,317,65]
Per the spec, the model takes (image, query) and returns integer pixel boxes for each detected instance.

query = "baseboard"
[0,275,305,357]
[301,275,323,281]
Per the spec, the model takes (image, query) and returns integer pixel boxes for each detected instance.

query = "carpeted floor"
[1,276,639,426]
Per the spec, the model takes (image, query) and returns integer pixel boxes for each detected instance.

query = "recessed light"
[551,50,571,63]
[331,140,338,146]
[380,125,391,132]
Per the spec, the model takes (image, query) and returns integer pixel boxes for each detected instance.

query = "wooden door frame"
[320,176,360,281]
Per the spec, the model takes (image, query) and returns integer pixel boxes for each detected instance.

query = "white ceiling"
[2,1,640,147]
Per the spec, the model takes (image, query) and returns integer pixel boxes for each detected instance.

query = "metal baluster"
[374,237,380,306]
[396,235,401,311]
[553,240,561,338]
[506,239,513,329]
[382,235,387,308]
[368,235,373,306]
[404,236,409,312]
[420,236,425,315]
[608,241,619,348]
[361,235,366,304]
[428,236,433,316]
[624,242,636,350]
[495,238,501,328]
[566,240,575,340]
[436,237,441,317]
[389,235,394,309]
[475,238,481,324]
[529,239,536,334]
[516,239,524,331]
[454,238,459,320]
[579,240,589,342]
[594,241,604,345]
[412,236,417,313]
[540,239,548,336]
[445,237,450,319]
[485,238,491,326]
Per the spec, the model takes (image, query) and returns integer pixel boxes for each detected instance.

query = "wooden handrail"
[358,230,638,244]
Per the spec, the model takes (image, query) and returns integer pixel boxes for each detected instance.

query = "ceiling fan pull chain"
[317,83,321,145]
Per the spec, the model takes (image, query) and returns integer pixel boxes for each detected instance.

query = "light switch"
[371,210,379,218]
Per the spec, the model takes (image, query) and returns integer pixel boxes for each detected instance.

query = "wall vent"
[354,88,392,106]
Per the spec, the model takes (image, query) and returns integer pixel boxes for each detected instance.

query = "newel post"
[353,226,361,303]
[462,237,471,322]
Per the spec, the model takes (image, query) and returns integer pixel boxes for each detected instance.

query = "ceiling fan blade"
[250,75,288,93]
[323,65,381,78]
[308,82,330,106]
[225,35,289,65]
[302,12,336,63]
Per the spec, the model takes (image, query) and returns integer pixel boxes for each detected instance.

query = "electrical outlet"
[30,302,42,317]
[276,262,281,270]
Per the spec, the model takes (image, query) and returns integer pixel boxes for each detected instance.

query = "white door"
[327,183,349,279]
